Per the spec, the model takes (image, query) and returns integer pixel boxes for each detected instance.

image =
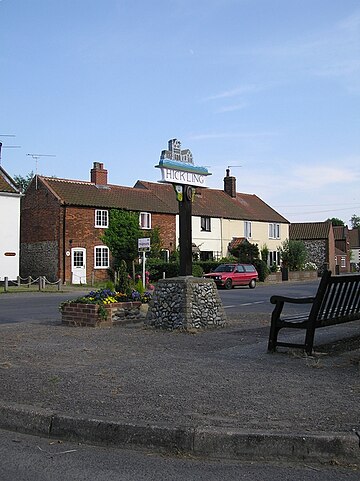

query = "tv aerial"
[26,152,56,188]
[0,135,21,166]
[226,165,242,175]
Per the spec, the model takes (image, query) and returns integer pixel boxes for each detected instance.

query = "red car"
[204,263,258,289]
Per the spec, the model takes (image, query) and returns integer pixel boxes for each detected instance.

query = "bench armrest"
[270,295,315,305]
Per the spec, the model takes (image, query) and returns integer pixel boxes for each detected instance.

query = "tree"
[350,214,360,229]
[278,239,307,271]
[229,239,260,263]
[101,209,142,267]
[326,217,344,226]
[146,225,162,259]
[13,171,34,192]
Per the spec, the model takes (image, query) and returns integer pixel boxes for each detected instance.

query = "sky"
[1,0,359,224]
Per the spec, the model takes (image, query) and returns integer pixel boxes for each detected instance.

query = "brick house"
[333,225,351,273]
[349,228,360,270]
[20,163,177,283]
[21,163,289,284]
[289,221,337,273]
[136,169,289,264]
[0,166,22,280]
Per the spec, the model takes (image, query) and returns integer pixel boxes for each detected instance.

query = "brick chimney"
[224,168,236,198]
[90,162,108,185]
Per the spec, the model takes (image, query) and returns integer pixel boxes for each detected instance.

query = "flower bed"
[60,288,152,327]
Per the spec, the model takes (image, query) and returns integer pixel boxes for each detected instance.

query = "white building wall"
[0,193,21,280]
[221,218,289,260]
[175,215,289,261]
[192,216,222,256]
[221,219,242,256]
[351,248,360,264]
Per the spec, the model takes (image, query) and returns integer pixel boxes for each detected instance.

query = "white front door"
[71,248,87,284]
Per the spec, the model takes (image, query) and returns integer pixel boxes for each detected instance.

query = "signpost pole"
[142,250,146,288]
[138,237,150,289]
[145,139,227,331]
[179,187,193,276]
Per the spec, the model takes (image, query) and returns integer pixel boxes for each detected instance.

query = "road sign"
[138,238,150,251]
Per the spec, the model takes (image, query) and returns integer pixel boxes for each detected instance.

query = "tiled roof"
[228,237,247,250]
[39,175,289,223]
[40,177,176,214]
[136,181,289,223]
[0,167,20,194]
[289,222,332,240]
[349,228,360,248]
[333,225,348,240]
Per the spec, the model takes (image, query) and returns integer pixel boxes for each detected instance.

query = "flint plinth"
[145,276,227,330]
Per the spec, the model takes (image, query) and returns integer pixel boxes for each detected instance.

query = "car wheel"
[249,279,256,289]
[224,279,232,290]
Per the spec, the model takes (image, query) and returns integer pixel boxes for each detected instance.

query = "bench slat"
[268,270,360,355]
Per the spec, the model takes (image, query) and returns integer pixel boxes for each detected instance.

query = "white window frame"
[269,223,280,239]
[140,212,151,230]
[269,250,281,266]
[95,209,108,228]
[341,257,346,268]
[201,216,211,232]
[94,246,109,269]
[244,221,252,239]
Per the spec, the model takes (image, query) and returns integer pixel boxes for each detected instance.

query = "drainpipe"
[62,204,67,284]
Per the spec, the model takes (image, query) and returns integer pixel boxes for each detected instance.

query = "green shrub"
[197,260,220,274]
[192,263,204,277]
[115,260,132,294]
[253,259,270,282]
[144,261,180,281]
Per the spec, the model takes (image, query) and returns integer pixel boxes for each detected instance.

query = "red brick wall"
[20,178,62,280]
[21,179,61,243]
[63,206,110,284]
[61,301,142,327]
[328,229,336,273]
[152,213,176,252]
[21,179,178,284]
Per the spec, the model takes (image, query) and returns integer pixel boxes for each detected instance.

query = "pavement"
[0,305,360,466]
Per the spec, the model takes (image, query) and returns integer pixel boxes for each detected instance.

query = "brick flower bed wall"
[61,301,143,327]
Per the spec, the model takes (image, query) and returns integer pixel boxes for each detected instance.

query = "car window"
[244,265,256,272]
[236,265,245,272]
[214,264,234,272]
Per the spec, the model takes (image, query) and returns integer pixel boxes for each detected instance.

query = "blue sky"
[1,0,359,223]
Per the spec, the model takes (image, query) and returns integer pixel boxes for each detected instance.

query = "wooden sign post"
[155,139,210,276]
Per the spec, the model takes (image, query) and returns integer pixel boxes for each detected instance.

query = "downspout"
[62,204,67,283]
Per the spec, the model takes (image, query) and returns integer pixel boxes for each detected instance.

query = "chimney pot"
[90,162,108,185]
[224,170,236,198]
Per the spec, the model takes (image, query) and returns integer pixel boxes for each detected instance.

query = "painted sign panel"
[155,139,211,188]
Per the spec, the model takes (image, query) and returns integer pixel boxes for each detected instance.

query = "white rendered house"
[0,167,22,280]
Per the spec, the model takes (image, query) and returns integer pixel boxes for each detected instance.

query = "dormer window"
[95,209,108,228]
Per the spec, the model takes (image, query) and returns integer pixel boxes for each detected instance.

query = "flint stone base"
[145,276,227,330]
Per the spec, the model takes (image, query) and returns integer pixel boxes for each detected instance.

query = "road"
[0,429,358,481]
[0,291,88,324]
[218,279,320,316]
[0,281,320,324]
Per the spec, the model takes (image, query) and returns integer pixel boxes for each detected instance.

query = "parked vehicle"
[204,263,258,289]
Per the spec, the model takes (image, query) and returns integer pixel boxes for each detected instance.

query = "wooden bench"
[268,270,360,355]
